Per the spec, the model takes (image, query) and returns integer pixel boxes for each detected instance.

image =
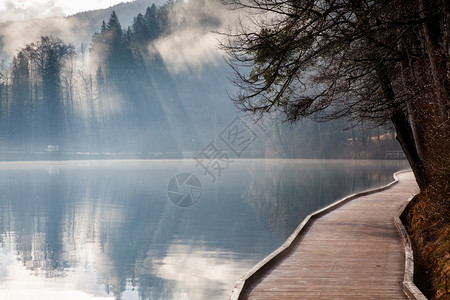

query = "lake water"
[0,159,409,300]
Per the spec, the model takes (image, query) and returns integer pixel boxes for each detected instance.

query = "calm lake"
[0,159,408,299]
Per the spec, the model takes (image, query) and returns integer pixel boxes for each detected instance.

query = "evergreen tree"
[0,61,7,142]
[132,13,149,43]
[105,11,124,82]
[38,36,74,145]
[156,2,171,35]
[10,51,31,147]
[144,4,159,39]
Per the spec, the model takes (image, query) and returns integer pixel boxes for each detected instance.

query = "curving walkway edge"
[230,171,424,299]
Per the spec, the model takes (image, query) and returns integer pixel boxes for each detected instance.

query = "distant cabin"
[385,150,405,159]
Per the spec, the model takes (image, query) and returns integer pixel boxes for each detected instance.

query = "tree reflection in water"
[0,159,408,299]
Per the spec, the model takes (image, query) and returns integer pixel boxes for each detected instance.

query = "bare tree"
[221,0,449,297]
[220,0,448,191]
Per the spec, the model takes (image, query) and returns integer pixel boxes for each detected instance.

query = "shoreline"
[230,170,424,299]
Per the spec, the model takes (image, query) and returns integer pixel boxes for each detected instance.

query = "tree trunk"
[375,63,428,191]
[390,109,427,190]
[405,0,450,196]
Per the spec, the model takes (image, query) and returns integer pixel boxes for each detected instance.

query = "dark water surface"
[0,159,409,299]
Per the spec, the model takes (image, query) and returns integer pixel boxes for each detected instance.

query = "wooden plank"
[241,171,418,299]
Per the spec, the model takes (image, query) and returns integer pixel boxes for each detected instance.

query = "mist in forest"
[0,0,401,159]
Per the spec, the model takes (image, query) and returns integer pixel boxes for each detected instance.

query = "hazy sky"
[0,0,133,22]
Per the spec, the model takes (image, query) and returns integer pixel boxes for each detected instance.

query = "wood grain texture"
[244,171,418,299]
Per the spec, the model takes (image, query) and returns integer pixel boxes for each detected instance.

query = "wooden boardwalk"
[239,171,418,299]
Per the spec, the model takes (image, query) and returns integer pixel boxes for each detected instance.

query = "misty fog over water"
[0,159,408,299]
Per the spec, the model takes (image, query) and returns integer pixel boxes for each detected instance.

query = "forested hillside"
[0,0,400,158]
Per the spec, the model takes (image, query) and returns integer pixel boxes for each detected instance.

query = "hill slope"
[0,0,163,59]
